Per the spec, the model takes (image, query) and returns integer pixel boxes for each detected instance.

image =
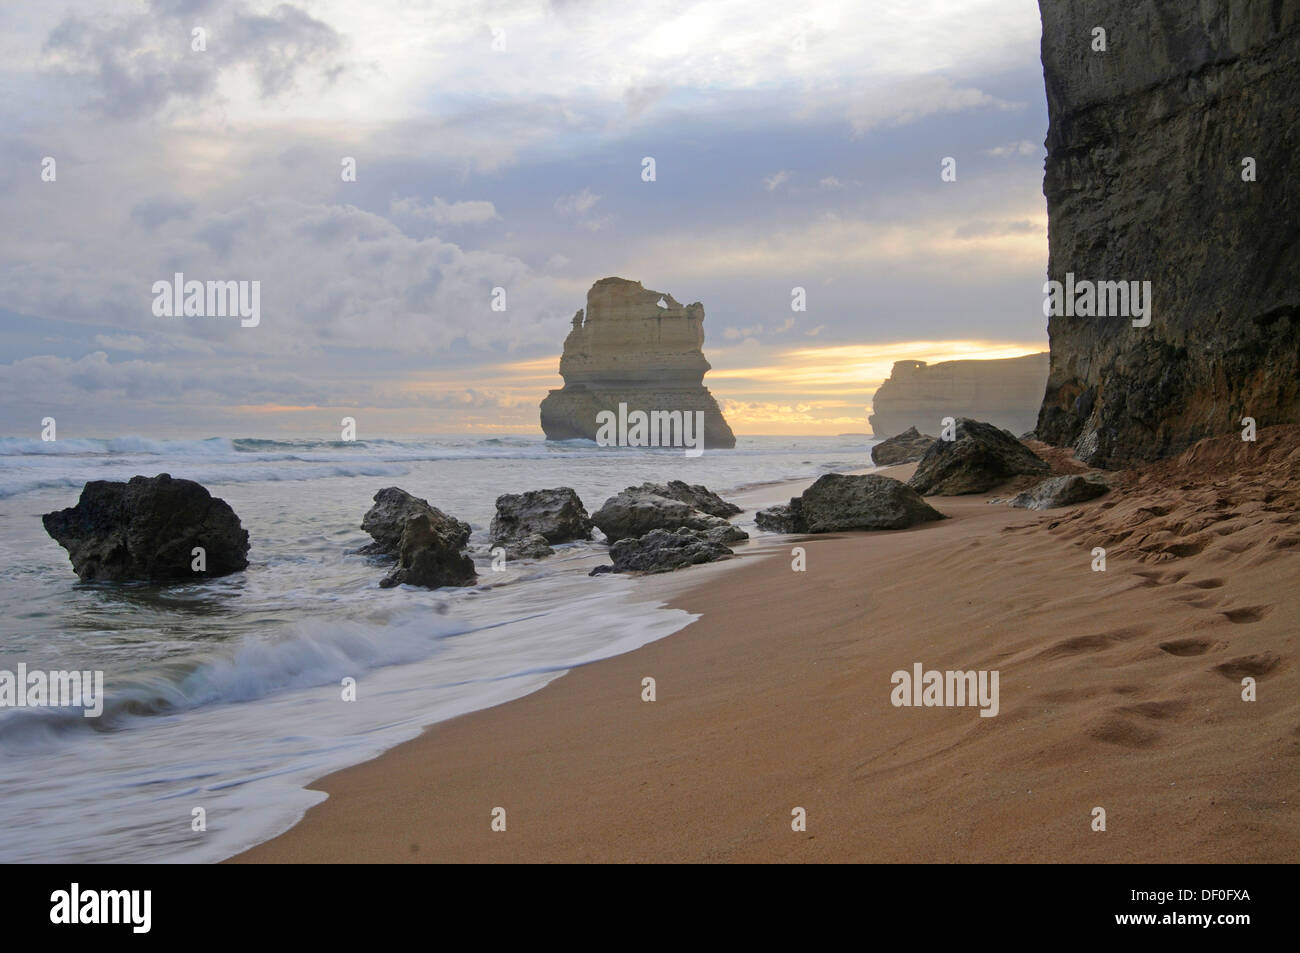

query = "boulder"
[632,480,741,517]
[500,533,555,560]
[360,487,468,557]
[489,487,593,558]
[42,473,249,582]
[1008,474,1110,510]
[607,527,734,574]
[590,487,735,543]
[755,473,945,534]
[870,426,937,466]
[908,418,1050,495]
[380,513,477,589]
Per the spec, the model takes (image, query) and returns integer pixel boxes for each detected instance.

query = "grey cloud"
[130,196,196,229]
[43,1,344,120]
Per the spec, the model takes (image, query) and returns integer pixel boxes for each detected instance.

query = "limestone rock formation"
[869,354,1049,440]
[1036,1,1300,466]
[42,474,249,582]
[1007,474,1110,510]
[908,418,1050,495]
[754,473,945,533]
[870,426,937,466]
[540,278,736,449]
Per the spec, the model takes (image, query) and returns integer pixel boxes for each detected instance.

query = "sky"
[0,0,1051,438]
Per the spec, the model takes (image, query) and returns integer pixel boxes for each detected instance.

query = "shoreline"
[231,442,1300,863]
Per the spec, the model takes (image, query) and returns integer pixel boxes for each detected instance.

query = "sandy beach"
[232,431,1299,863]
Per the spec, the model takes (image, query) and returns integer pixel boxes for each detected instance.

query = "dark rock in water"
[755,504,796,533]
[42,473,249,582]
[1008,474,1110,510]
[499,533,554,560]
[590,486,736,543]
[756,473,945,534]
[380,512,477,589]
[632,480,741,517]
[870,426,936,466]
[1035,2,1300,465]
[588,564,617,576]
[489,487,592,556]
[608,527,734,574]
[908,418,1049,495]
[360,487,468,557]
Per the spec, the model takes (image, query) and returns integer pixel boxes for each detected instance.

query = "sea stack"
[1035,1,1300,466]
[539,277,736,449]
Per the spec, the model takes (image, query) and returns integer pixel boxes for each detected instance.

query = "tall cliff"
[539,278,736,448]
[1036,0,1300,465]
[869,353,1049,439]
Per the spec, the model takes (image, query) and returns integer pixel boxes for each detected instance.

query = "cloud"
[984,139,1041,157]
[953,219,1042,239]
[847,75,1019,136]
[130,196,196,230]
[763,170,791,191]
[390,196,499,226]
[554,188,608,231]
[818,176,844,189]
[42,1,344,120]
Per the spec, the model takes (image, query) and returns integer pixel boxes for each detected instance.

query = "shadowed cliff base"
[1035,0,1300,466]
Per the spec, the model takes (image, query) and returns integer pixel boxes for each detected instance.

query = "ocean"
[0,433,876,862]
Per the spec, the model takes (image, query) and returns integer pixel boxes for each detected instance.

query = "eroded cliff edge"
[540,277,737,448]
[1036,1,1300,466]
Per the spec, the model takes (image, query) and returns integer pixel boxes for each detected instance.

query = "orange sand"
[232,430,1300,863]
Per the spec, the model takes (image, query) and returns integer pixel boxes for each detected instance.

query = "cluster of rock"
[1035,2,1300,465]
[868,354,1048,441]
[359,487,477,589]
[870,426,936,466]
[589,481,747,574]
[42,474,249,582]
[539,278,736,449]
[906,418,1049,495]
[41,473,750,586]
[755,473,945,534]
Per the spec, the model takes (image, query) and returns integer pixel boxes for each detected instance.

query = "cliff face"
[540,278,736,448]
[1036,1,1300,466]
[868,354,1049,439]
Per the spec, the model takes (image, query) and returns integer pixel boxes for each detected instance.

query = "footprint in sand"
[1159,637,1226,657]
[1036,625,1152,660]
[1114,699,1188,720]
[1220,605,1273,624]
[1087,714,1160,748]
[1213,652,1281,679]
